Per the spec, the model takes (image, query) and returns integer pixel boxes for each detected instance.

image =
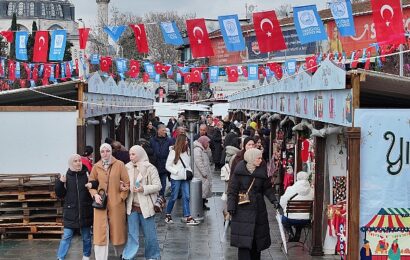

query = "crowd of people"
[55,113,313,260]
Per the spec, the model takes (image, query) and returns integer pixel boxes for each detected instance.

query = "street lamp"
[77,18,85,28]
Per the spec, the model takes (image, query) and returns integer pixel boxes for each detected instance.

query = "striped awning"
[361,208,410,232]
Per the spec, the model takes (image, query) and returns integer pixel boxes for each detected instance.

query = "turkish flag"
[33,31,49,63]
[42,64,51,85]
[186,18,214,58]
[129,59,140,78]
[350,50,361,69]
[305,56,317,73]
[364,50,372,70]
[0,30,13,43]
[226,66,239,82]
[371,0,405,44]
[191,68,202,83]
[130,24,149,54]
[267,62,283,80]
[154,62,163,74]
[184,73,192,84]
[142,72,149,83]
[23,63,31,79]
[79,28,90,50]
[8,60,15,81]
[258,67,266,78]
[55,63,60,79]
[100,56,112,72]
[32,65,39,81]
[241,66,248,78]
[65,62,72,78]
[253,11,286,53]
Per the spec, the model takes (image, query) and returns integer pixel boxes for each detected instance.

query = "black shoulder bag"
[92,167,111,209]
[180,158,193,181]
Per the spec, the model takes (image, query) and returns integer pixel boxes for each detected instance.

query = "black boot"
[203,199,210,210]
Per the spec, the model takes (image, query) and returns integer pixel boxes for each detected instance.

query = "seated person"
[279,171,314,242]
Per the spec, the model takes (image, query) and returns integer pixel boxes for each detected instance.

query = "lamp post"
[77,18,85,28]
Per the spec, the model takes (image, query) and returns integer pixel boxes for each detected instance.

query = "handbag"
[92,167,111,210]
[180,158,193,181]
[238,178,255,205]
[146,174,165,213]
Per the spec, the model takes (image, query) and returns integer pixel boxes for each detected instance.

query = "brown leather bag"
[238,178,255,205]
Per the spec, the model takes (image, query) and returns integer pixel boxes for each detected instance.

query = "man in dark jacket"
[150,124,175,196]
[193,124,208,141]
[211,121,224,169]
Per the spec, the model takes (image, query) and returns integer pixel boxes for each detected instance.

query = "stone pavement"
[0,171,340,260]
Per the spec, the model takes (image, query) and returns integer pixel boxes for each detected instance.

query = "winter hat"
[243,136,254,150]
[249,121,257,130]
[197,135,211,148]
[244,148,262,173]
[68,154,82,172]
[296,171,309,181]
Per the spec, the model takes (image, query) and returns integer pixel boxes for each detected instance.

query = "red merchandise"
[371,0,405,45]
[55,63,60,79]
[42,64,51,85]
[100,56,112,73]
[32,64,38,81]
[78,28,90,50]
[8,60,15,81]
[75,59,79,75]
[226,66,239,82]
[33,31,49,63]
[267,62,283,80]
[128,60,140,78]
[186,18,214,58]
[23,63,31,80]
[301,139,310,163]
[305,56,317,73]
[65,62,72,78]
[130,24,149,54]
[364,50,372,70]
[253,11,286,53]
[154,62,163,74]
[258,66,266,77]
[191,68,202,83]
[0,30,13,42]
[241,66,248,77]
[142,72,149,83]
[350,50,361,69]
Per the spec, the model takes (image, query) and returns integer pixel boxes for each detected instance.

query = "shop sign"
[356,109,410,257]
[230,89,353,126]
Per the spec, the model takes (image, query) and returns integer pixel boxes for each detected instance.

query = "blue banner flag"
[248,64,258,80]
[61,62,66,78]
[285,59,297,75]
[218,14,246,52]
[160,21,184,46]
[329,0,355,37]
[90,54,100,65]
[103,25,127,42]
[155,74,160,83]
[116,58,127,80]
[293,5,327,44]
[15,31,28,61]
[49,30,67,61]
[144,62,156,78]
[15,62,20,78]
[209,66,219,83]
[176,73,182,83]
[49,65,56,82]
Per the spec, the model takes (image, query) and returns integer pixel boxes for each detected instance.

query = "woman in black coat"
[227,148,276,260]
[55,154,94,260]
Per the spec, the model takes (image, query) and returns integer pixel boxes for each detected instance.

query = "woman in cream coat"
[122,145,161,260]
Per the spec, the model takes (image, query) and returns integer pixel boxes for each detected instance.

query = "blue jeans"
[159,172,167,197]
[165,179,190,217]
[122,211,161,260]
[57,227,91,259]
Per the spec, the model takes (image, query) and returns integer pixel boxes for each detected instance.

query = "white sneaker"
[186,216,199,226]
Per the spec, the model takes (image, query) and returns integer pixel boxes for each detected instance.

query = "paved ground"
[0,171,340,260]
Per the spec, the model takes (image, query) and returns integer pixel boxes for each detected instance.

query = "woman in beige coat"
[122,145,161,260]
[193,136,213,210]
[88,143,130,260]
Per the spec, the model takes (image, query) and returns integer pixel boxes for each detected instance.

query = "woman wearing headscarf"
[56,154,94,260]
[227,148,276,260]
[88,143,130,260]
[122,145,161,260]
[164,134,199,225]
[229,137,255,177]
[193,136,213,210]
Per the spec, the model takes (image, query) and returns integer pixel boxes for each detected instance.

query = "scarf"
[68,154,82,172]
[100,143,113,170]
[244,148,262,173]
[129,145,150,168]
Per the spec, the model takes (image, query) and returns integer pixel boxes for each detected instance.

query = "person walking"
[230,137,255,177]
[164,134,199,225]
[193,136,213,210]
[142,121,157,141]
[122,145,161,260]
[227,148,276,260]
[56,154,93,260]
[88,143,130,260]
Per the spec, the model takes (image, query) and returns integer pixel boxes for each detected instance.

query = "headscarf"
[244,148,262,173]
[100,143,112,168]
[197,135,210,148]
[129,145,150,168]
[296,171,309,181]
[68,154,82,172]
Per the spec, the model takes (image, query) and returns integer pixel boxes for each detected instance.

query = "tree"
[275,4,292,19]
[0,38,7,57]
[64,41,73,61]
[27,21,38,62]
[9,13,17,59]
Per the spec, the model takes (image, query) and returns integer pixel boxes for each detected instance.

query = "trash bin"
[190,177,204,221]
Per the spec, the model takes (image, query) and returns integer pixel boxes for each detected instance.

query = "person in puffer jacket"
[279,171,314,242]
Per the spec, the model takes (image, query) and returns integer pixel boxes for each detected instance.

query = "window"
[7,2,15,16]
[29,2,35,16]
[50,4,55,17]
[18,2,24,16]
[41,3,46,16]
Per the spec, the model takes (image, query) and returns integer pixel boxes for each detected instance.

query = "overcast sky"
[72,0,328,27]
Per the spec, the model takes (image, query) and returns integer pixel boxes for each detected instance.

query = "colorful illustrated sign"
[355,109,410,258]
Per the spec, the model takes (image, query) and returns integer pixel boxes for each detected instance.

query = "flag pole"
[399,0,404,77]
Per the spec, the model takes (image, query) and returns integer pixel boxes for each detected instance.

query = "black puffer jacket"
[55,168,94,228]
[227,160,276,251]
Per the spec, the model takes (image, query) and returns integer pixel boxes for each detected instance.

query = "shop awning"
[361,208,410,232]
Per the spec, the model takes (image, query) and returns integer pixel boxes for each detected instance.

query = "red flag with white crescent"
[78,28,90,50]
[258,66,266,78]
[184,73,192,84]
[226,66,239,82]
[371,0,405,44]
[305,56,317,73]
[8,60,15,81]
[191,68,202,83]
[154,62,163,74]
[65,62,72,78]
[23,63,31,79]
[55,63,60,79]
[186,18,214,58]
[350,50,361,69]
[32,64,38,81]
[130,24,149,54]
[241,66,248,78]
[142,72,149,83]
[128,59,140,78]
[267,62,283,80]
[100,56,112,73]
[42,64,51,85]
[33,31,49,63]
[0,30,13,43]
[253,11,286,53]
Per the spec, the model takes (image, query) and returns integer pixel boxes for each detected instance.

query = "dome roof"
[0,0,75,21]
